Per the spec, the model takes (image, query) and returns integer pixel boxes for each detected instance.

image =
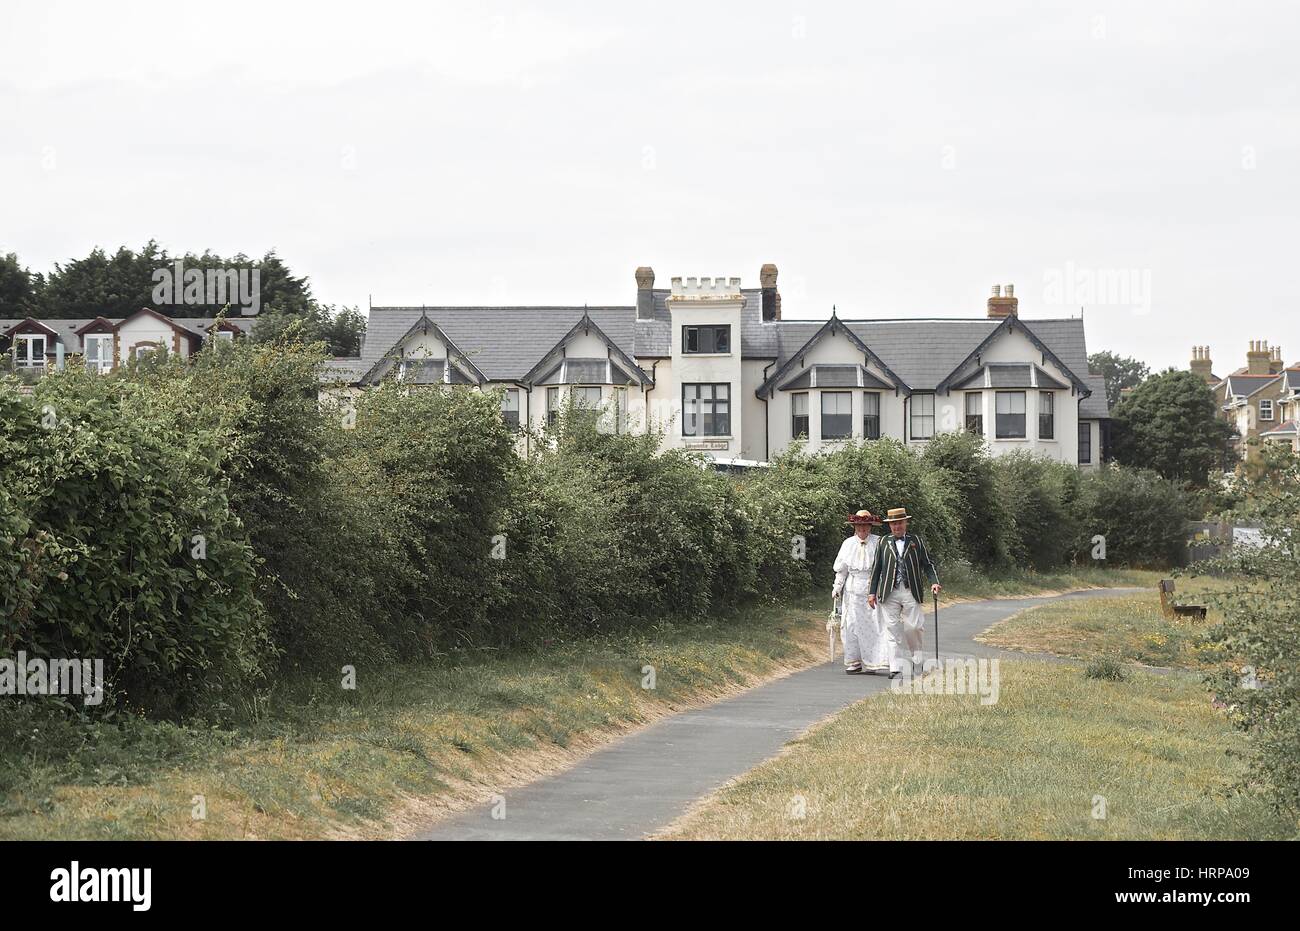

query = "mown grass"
[0,567,1161,841]
[658,660,1295,840]
[0,596,830,840]
[978,574,1225,669]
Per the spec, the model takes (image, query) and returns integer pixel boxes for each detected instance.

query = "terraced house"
[1,308,254,379]
[1190,341,1299,462]
[326,265,1111,468]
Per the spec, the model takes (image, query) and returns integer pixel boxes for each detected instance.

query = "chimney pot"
[987,282,1018,318]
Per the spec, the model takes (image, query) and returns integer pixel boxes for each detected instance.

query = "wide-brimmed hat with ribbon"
[846,509,881,526]
[882,507,912,523]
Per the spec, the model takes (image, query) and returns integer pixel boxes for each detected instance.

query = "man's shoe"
[845,666,865,675]
[888,670,901,680]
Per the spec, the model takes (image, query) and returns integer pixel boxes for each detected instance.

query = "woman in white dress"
[831,510,891,674]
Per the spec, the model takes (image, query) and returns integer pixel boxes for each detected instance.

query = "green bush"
[1073,465,1190,567]
[923,431,1013,570]
[993,452,1082,570]
[0,371,269,718]
[341,381,515,656]
[1204,449,1300,816]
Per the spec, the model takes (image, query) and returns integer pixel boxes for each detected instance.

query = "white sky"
[3,0,1297,373]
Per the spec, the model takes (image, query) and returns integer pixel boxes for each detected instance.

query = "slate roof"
[952,363,1069,391]
[361,298,1109,416]
[1223,373,1283,399]
[363,307,636,382]
[1260,419,1298,437]
[0,316,255,353]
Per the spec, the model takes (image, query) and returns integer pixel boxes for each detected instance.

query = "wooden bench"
[1159,579,1207,620]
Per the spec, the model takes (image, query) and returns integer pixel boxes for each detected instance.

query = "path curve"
[412,587,1138,840]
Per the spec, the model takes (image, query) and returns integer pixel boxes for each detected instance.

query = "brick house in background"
[324,266,1111,469]
[1189,341,1297,463]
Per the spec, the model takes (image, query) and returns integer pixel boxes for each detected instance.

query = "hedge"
[0,338,1191,718]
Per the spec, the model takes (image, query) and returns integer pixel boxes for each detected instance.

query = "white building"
[1,308,251,375]
[324,265,1110,467]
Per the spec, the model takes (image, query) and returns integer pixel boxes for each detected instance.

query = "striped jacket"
[868,532,939,603]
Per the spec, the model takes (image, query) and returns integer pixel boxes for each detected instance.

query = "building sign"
[685,441,729,451]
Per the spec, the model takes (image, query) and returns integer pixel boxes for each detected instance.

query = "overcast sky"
[3,1,1297,373]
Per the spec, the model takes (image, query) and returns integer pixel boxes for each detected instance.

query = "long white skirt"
[842,593,891,669]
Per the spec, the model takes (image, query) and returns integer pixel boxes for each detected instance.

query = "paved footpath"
[412,588,1138,841]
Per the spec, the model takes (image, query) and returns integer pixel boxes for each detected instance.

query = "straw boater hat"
[846,509,881,526]
[882,507,912,523]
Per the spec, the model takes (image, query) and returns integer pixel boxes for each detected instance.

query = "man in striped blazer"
[867,507,941,677]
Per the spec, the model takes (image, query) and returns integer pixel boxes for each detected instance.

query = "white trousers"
[880,586,926,672]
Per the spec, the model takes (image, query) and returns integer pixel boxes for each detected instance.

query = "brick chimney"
[1246,340,1273,375]
[635,266,655,319]
[760,263,780,321]
[1189,345,1214,383]
[1270,345,1284,375]
[987,283,1018,319]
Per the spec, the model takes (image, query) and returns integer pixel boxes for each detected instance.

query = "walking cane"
[932,590,940,662]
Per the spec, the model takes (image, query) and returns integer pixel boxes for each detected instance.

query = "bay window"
[862,391,881,440]
[792,393,809,438]
[965,392,983,434]
[821,391,852,440]
[996,391,1026,439]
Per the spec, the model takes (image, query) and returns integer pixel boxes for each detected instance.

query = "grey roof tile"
[0,317,255,353]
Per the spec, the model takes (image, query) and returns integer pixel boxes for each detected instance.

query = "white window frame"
[910,393,935,440]
[862,391,881,440]
[820,391,853,441]
[501,387,520,431]
[792,392,809,439]
[14,334,47,369]
[996,391,1027,439]
[1259,398,1274,422]
[84,334,113,373]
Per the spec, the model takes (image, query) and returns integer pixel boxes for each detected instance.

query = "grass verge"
[0,566,1168,841]
[657,660,1294,840]
[977,574,1224,669]
[0,597,828,840]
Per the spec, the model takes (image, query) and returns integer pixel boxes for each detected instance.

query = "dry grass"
[978,575,1225,670]
[658,661,1293,840]
[0,598,829,840]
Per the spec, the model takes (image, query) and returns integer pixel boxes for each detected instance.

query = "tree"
[1110,368,1235,488]
[32,242,316,320]
[0,252,37,315]
[251,303,365,357]
[1089,351,1150,409]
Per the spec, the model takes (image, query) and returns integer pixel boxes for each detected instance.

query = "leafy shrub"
[0,371,269,718]
[1203,449,1300,816]
[993,452,1082,570]
[923,431,1013,570]
[1073,465,1190,567]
